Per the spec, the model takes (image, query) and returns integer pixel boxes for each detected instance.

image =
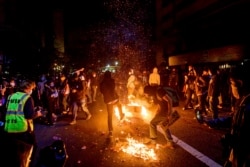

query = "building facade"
[0,0,65,75]
[155,0,250,66]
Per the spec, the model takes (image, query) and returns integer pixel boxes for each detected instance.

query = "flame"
[114,106,131,122]
[120,137,158,161]
[113,100,158,160]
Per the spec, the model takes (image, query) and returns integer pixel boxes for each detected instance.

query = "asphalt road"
[31,95,231,167]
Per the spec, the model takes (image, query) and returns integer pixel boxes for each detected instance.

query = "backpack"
[39,140,68,167]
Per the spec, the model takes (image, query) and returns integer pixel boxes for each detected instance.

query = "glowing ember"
[120,137,157,161]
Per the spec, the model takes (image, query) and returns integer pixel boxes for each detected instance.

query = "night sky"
[0,0,155,76]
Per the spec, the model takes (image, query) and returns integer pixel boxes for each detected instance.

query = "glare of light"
[114,101,153,124]
[113,100,158,161]
[120,137,158,161]
[115,61,118,66]
[114,106,131,122]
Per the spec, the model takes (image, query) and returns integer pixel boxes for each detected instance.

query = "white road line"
[172,135,222,167]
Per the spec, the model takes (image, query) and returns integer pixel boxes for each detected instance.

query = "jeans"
[149,114,173,142]
[71,98,90,121]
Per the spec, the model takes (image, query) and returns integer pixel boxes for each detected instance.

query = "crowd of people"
[0,64,247,130]
[0,63,248,166]
[0,68,102,166]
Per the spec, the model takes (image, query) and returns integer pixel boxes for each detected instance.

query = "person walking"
[90,71,99,102]
[1,80,42,167]
[194,69,209,116]
[68,73,92,125]
[100,71,125,140]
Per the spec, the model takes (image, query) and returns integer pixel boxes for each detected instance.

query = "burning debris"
[120,137,158,161]
[112,100,159,161]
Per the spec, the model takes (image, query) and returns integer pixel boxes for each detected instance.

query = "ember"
[120,137,158,161]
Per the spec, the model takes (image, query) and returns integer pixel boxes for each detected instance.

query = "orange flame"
[120,137,158,160]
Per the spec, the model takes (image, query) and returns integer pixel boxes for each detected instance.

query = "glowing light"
[120,137,158,161]
[112,98,159,161]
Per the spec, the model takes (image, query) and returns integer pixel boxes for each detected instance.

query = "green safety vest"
[4,92,30,133]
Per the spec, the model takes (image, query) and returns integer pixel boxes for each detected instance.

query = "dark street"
[31,95,230,167]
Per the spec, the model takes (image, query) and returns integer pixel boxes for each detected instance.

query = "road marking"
[172,135,222,167]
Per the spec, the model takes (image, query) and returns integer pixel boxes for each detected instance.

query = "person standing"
[127,69,137,100]
[183,65,197,110]
[149,67,160,87]
[68,73,92,125]
[142,70,149,86]
[100,71,125,140]
[85,76,93,104]
[229,74,243,115]
[168,67,179,94]
[37,74,47,109]
[58,74,70,115]
[90,71,99,102]
[195,69,209,116]
[44,79,59,126]
[4,78,18,99]
[208,67,221,119]
[1,80,42,167]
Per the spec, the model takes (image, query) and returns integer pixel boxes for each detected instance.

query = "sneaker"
[86,114,92,120]
[69,120,76,125]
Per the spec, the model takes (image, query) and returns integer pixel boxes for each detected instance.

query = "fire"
[114,106,131,122]
[113,100,158,160]
[120,137,158,161]
[114,102,153,123]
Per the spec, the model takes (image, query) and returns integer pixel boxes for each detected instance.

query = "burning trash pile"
[111,100,159,161]
[110,86,180,162]
[120,137,158,161]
